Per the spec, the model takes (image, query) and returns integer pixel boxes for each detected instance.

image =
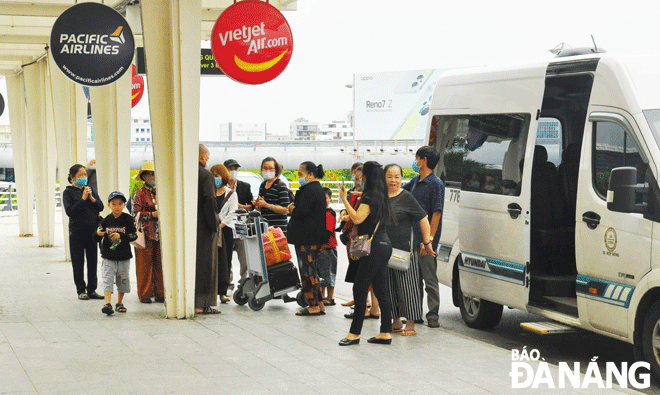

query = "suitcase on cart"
[267,261,300,292]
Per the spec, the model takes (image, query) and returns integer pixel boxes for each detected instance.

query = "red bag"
[262,226,292,266]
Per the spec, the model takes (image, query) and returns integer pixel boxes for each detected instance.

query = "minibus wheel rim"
[652,320,660,364]
[462,295,480,318]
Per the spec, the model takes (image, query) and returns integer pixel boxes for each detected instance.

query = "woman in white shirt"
[211,164,239,303]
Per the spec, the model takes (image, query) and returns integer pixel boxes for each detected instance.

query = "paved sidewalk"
[0,215,644,395]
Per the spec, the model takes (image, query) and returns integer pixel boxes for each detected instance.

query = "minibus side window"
[592,121,646,198]
[447,113,529,196]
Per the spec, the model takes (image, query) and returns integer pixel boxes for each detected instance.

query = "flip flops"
[402,329,417,336]
[296,307,325,316]
[199,307,221,314]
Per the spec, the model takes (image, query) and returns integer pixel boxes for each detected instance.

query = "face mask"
[75,178,87,187]
[351,175,356,183]
[412,160,420,173]
[229,170,238,180]
[215,178,223,188]
[299,177,308,187]
[145,180,156,189]
[470,182,480,189]
[262,171,276,180]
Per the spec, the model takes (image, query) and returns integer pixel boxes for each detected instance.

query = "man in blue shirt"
[403,146,445,328]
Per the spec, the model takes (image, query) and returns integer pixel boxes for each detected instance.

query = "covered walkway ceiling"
[0,0,298,74]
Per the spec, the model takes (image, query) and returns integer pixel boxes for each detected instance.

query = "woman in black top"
[288,161,328,315]
[339,161,394,345]
[253,157,290,237]
[384,164,434,336]
[62,164,105,300]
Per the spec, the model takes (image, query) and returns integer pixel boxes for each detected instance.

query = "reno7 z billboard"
[354,69,445,140]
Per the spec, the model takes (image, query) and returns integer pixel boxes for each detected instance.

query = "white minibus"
[430,49,660,380]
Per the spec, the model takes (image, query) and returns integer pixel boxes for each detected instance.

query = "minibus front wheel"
[641,300,660,381]
[456,255,503,329]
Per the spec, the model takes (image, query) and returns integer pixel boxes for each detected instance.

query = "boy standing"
[94,191,138,315]
[317,187,338,305]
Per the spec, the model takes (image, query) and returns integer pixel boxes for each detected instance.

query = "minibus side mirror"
[607,167,648,213]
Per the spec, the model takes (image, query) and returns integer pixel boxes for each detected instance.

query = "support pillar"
[141,0,202,318]
[6,73,34,237]
[89,72,131,213]
[48,53,89,260]
[24,59,56,247]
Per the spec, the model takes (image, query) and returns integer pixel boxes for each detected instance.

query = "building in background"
[131,117,152,142]
[219,122,266,141]
[0,125,10,143]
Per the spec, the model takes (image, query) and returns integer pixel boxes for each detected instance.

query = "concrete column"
[141,0,202,318]
[48,53,89,260]
[6,73,34,237]
[24,59,56,247]
[89,72,131,213]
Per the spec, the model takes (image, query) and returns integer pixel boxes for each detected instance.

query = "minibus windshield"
[644,109,660,149]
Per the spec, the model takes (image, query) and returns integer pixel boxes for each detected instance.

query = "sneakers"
[78,293,90,300]
[427,318,440,328]
[101,303,114,315]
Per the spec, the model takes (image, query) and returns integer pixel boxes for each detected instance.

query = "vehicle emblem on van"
[604,227,617,252]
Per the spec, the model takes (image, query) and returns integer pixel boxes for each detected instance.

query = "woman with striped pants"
[384,164,435,336]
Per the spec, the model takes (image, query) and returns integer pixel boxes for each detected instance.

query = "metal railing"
[0,182,62,212]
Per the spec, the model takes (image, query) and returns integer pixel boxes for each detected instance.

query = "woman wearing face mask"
[253,157,290,237]
[287,161,328,315]
[132,161,165,304]
[210,164,239,303]
[62,164,105,300]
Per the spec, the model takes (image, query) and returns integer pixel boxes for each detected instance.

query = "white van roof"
[430,53,660,113]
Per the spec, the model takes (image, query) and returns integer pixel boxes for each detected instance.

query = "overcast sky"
[2,0,660,139]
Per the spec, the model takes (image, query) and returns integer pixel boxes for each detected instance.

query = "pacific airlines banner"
[354,69,446,140]
[50,2,134,87]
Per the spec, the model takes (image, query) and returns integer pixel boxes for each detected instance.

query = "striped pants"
[388,249,423,321]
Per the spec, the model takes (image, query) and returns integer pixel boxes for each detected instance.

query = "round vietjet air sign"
[211,0,293,85]
[131,65,145,108]
[50,2,135,87]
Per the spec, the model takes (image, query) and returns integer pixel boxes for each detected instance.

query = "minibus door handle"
[508,203,522,219]
[582,211,601,230]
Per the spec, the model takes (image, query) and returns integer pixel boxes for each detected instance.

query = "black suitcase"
[267,261,300,292]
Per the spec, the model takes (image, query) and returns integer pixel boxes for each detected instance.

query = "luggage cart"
[232,210,301,311]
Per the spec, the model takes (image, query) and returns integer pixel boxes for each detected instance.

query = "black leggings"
[350,232,392,335]
[69,229,98,295]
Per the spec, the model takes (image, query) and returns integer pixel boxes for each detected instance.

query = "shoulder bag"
[388,230,414,271]
[349,221,379,259]
[131,213,146,249]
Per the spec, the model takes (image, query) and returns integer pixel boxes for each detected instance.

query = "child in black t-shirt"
[93,191,137,315]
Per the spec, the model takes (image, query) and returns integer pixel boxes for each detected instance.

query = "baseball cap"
[223,159,241,169]
[108,191,127,203]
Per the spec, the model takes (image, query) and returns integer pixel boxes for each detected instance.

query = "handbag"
[349,221,379,259]
[131,213,146,249]
[388,230,414,271]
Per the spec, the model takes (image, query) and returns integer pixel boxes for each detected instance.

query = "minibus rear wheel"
[641,300,660,381]
[456,256,503,329]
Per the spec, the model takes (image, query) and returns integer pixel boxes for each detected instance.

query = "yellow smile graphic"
[234,50,287,72]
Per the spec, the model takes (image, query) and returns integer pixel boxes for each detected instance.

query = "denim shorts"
[102,259,131,294]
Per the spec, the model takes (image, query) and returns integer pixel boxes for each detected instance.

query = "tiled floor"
[0,214,643,394]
